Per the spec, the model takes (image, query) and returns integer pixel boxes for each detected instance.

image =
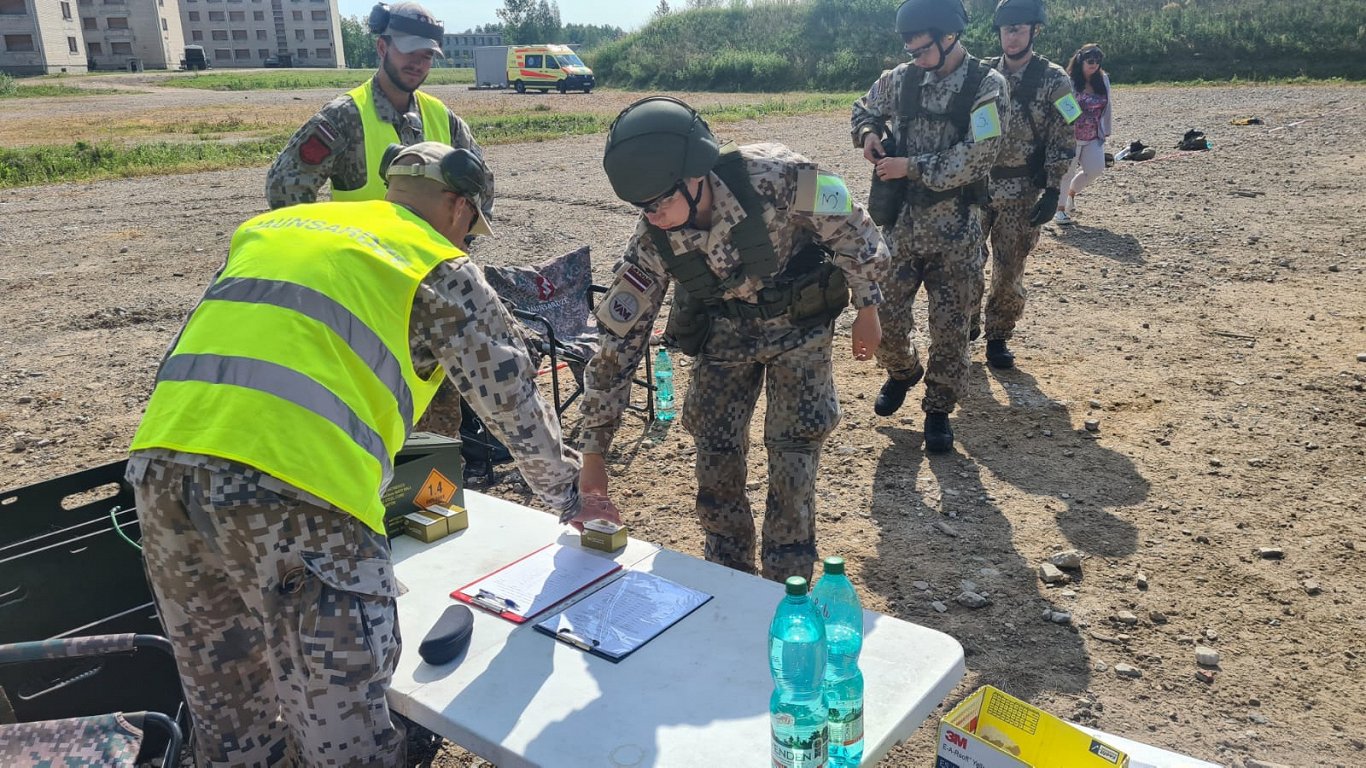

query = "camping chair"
[0,634,183,767]
[468,245,655,476]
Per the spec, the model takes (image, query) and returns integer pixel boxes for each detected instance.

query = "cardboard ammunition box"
[580,519,628,552]
[423,504,469,536]
[403,510,448,543]
[936,686,1128,768]
[383,432,465,538]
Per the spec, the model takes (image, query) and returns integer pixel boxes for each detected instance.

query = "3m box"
[580,519,628,552]
[424,504,469,536]
[384,432,465,538]
[404,510,448,543]
[936,686,1129,768]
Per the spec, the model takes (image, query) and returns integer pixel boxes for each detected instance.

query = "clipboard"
[451,543,623,623]
[533,571,712,662]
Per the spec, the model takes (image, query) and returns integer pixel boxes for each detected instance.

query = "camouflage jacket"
[850,54,1009,252]
[986,54,1078,201]
[265,76,493,215]
[131,253,580,518]
[578,142,889,455]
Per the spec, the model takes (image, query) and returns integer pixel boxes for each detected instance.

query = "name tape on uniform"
[1054,93,1082,124]
[970,103,1002,142]
[595,263,654,336]
[796,169,852,216]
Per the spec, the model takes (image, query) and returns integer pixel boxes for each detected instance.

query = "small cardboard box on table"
[937,686,1128,768]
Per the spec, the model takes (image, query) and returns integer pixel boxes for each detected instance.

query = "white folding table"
[388,490,966,767]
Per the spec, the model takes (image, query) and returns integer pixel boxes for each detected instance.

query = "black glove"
[1030,188,1060,226]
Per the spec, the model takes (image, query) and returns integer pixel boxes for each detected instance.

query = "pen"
[473,589,519,614]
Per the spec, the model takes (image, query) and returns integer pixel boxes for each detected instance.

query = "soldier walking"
[581,97,888,583]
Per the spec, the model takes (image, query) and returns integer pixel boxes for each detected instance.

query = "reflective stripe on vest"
[333,82,453,202]
[130,201,458,533]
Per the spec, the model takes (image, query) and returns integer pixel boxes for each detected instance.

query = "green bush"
[0,72,15,97]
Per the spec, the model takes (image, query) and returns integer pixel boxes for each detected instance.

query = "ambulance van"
[506,45,595,94]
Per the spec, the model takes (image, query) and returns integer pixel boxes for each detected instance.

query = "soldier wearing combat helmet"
[973,0,1078,370]
[851,0,1009,453]
[582,96,889,582]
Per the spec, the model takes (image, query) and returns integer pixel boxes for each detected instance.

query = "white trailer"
[472,46,509,89]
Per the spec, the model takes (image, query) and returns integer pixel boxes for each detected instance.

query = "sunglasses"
[633,182,682,214]
[1081,52,1104,63]
[904,39,938,61]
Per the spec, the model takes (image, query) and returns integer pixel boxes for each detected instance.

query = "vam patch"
[594,263,653,336]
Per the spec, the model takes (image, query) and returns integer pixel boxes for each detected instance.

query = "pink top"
[1074,90,1108,142]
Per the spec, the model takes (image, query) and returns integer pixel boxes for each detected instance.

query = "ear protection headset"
[380,144,489,205]
[368,2,443,39]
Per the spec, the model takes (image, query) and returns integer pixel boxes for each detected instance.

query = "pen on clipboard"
[556,629,598,652]
[472,589,519,614]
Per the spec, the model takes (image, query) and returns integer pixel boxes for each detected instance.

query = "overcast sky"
[338,0,655,34]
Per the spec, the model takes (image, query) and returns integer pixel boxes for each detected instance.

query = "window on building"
[208,10,223,20]
[232,29,246,40]
[293,28,303,40]
[296,47,306,58]
[315,47,329,58]
[234,48,249,58]
[68,36,79,52]
[102,0,125,5]
[87,41,101,55]
[107,16,128,29]
[214,48,231,59]
[312,28,327,39]
[229,10,243,20]
[111,41,132,54]
[211,30,227,40]
[82,16,96,29]
[62,2,73,19]
[3,34,34,51]
[258,47,268,58]
[255,29,265,39]
[0,0,26,14]
[161,18,167,30]
[191,30,201,40]
[187,10,198,19]
[252,10,262,19]
[310,9,325,20]
[291,9,301,19]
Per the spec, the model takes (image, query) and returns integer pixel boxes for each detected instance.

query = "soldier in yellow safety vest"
[130,142,616,767]
[265,2,493,218]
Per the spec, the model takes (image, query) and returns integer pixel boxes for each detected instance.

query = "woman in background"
[1055,43,1112,225]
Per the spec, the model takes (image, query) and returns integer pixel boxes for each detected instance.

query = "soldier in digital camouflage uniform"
[973,0,1078,369]
[128,143,617,767]
[852,0,1009,453]
[581,97,888,583]
[265,2,493,217]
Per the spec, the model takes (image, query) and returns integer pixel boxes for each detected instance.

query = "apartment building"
[79,0,185,71]
[442,30,501,68]
[178,0,343,69]
[0,0,87,75]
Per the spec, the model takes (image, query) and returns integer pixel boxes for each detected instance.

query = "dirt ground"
[1,81,1363,767]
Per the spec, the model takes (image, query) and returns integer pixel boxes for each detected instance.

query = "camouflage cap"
[382,2,443,55]
[386,142,492,236]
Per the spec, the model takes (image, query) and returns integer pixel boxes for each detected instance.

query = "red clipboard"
[451,543,623,623]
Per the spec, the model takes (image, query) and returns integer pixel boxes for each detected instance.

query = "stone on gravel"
[1115,611,1139,625]
[1196,646,1221,667]
[931,601,948,613]
[1256,547,1284,559]
[912,580,930,591]
[1302,580,1321,595]
[1039,563,1069,584]
[956,591,990,609]
[1084,418,1101,432]
[933,520,959,537]
[1050,549,1083,569]
[1136,572,1149,589]
[1115,663,1143,679]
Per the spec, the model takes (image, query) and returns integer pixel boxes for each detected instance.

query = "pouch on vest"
[663,282,714,357]
[867,133,907,227]
[781,243,850,326]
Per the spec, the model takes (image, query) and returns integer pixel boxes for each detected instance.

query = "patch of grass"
[0,72,118,99]
[0,93,859,188]
[159,68,474,91]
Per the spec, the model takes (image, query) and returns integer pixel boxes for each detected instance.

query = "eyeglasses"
[904,39,938,61]
[633,183,682,214]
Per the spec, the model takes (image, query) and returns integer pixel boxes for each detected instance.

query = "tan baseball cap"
[386,2,443,55]
[387,142,493,236]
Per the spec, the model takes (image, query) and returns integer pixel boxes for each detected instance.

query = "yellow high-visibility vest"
[131,201,461,533]
[333,81,453,201]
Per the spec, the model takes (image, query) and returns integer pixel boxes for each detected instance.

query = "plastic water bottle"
[811,557,864,767]
[770,576,828,768]
[653,347,676,422]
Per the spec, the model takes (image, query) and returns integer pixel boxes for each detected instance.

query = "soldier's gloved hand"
[1030,188,1060,226]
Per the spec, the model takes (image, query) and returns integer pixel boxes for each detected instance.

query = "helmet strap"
[668,178,707,232]
[1004,25,1037,62]
[929,35,956,74]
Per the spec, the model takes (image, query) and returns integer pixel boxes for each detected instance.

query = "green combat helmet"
[602,96,720,204]
[896,0,968,37]
[992,0,1046,28]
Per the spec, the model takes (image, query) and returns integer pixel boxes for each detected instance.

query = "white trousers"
[1061,138,1107,201]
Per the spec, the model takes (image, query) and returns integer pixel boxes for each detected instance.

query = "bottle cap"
[823,556,845,575]
[784,576,808,596]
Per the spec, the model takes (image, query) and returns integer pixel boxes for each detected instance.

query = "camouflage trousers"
[130,458,405,768]
[976,198,1041,342]
[680,315,840,584]
[875,237,985,414]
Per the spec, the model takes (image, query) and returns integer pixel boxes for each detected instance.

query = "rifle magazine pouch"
[789,261,849,325]
[867,173,906,228]
[664,284,713,357]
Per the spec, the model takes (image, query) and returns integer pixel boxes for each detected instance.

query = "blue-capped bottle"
[653,346,676,422]
[812,557,864,767]
[770,576,828,768]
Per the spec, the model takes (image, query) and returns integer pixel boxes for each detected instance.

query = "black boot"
[924,412,954,453]
[986,339,1015,369]
[874,365,924,417]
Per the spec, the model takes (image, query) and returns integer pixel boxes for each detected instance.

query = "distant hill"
[590,0,1366,91]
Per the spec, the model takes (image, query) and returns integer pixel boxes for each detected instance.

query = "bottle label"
[827,704,863,746]
[772,727,828,768]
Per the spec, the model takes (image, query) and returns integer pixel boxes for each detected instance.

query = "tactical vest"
[987,54,1051,187]
[333,82,453,202]
[898,55,991,207]
[130,201,457,533]
[645,145,848,354]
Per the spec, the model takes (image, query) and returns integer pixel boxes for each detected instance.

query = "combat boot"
[924,412,953,454]
[986,339,1015,369]
[873,364,925,417]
